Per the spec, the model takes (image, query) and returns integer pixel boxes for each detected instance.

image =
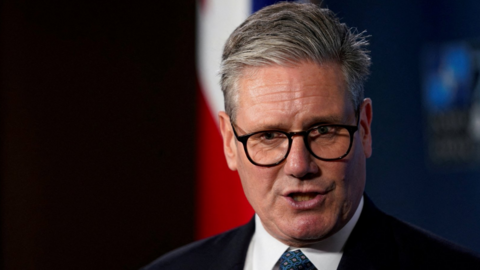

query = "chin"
[284,214,335,244]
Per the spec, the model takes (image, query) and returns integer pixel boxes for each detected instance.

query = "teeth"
[292,193,316,202]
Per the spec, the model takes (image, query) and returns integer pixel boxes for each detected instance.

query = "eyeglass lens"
[245,126,352,166]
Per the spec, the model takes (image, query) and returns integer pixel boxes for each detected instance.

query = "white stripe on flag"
[197,0,251,122]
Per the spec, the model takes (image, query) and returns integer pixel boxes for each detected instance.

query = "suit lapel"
[208,217,255,270]
[337,195,400,270]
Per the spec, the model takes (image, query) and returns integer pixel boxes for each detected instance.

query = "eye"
[249,131,286,144]
[312,126,333,135]
[309,125,336,138]
[262,132,277,140]
[316,126,330,135]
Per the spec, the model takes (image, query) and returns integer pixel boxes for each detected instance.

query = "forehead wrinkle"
[240,63,344,105]
[237,62,351,131]
[248,86,335,106]
[246,97,343,131]
[244,88,346,129]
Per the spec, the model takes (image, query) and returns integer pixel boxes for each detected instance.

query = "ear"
[359,98,373,158]
[219,111,238,171]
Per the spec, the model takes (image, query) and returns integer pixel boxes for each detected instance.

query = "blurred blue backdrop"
[323,0,480,252]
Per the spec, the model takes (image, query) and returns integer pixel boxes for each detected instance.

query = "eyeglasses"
[231,112,360,167]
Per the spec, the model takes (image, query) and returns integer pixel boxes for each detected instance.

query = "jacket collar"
[207,217,255,270]
[337,194,399,270]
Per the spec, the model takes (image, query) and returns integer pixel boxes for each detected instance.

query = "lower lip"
[284,193,326,210]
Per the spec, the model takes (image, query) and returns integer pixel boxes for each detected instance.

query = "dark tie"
[279,249,318,270]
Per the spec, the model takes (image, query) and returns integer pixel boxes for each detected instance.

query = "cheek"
[341,141,367,196]
[321,143,365,196]
[319,160,348,185]
[236,155,279,209]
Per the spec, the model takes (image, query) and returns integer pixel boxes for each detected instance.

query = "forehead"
[236,61,352,129]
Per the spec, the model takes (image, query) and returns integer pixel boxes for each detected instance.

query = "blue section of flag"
[252,0,295,13]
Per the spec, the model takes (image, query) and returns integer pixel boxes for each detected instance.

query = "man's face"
[219,61,373,247]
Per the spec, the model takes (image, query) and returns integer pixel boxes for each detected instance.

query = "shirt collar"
[248,196,364,270]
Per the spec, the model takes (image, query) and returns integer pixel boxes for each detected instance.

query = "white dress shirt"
[243,196,364,270]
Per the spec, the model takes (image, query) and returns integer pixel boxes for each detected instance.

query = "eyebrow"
[302,115,345,128]
[251,114,346,132]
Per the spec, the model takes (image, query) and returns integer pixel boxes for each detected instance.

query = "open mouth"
[290,192,318,202]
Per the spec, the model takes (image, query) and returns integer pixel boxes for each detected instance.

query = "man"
[144,2,480,269]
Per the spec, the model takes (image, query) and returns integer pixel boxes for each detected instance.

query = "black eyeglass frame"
[231,111,361,167]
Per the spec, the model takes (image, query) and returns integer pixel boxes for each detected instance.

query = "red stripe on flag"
[195,84,254,240]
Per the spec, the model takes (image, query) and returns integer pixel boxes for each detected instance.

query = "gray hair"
[220,2,371,121]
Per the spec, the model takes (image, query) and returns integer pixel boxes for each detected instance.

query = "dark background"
[1,0,196,269]
[1,0,480,269]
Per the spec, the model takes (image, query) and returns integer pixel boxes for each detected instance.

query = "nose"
[283,136,319,179]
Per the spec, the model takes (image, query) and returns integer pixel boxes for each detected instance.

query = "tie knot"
[279,250,317,270]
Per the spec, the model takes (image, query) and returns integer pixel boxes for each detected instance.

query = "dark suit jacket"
[143,196,480,269]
